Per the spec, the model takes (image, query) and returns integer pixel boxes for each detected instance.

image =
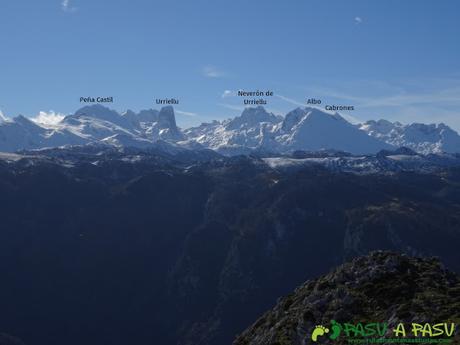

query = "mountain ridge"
[1,105,460,155]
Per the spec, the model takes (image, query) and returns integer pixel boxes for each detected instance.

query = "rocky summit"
[233,251,460,345]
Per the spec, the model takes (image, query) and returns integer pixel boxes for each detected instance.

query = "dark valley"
[0,147,459,344]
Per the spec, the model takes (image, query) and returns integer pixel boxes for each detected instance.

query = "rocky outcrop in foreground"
[233,251,460,345]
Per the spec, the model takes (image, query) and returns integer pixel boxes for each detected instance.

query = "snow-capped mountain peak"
[276,107,393,154]
[121,110,141,129]
[137,109,159,123]
[157,106,178,130]
[71,104,136,130]
[360,119,398,136]
[74,104,118,119]
[281,107,309,132]
[226,106,280,130]
[143,106,184,142]
[361,119,460,154]
[13,115,45,130]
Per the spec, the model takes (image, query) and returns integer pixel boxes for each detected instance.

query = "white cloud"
[221,90,235,98]
[338,113,362,125]
[354,16,363,24]
[217,103,245,112]
[0,110,8,123]
[31,111,65,126]
[314,83,460,109]
[176,110,197,117]
[203,65,225,78]
[275,94,306,107]
[62,0,77,13]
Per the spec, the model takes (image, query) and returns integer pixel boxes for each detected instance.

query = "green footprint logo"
[329,320,342,340]
[311,325,329,342]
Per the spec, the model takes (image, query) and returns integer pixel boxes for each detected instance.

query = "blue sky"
[1,0,460,130]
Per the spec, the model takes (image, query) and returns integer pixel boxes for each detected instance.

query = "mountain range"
[1,105,460,154]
